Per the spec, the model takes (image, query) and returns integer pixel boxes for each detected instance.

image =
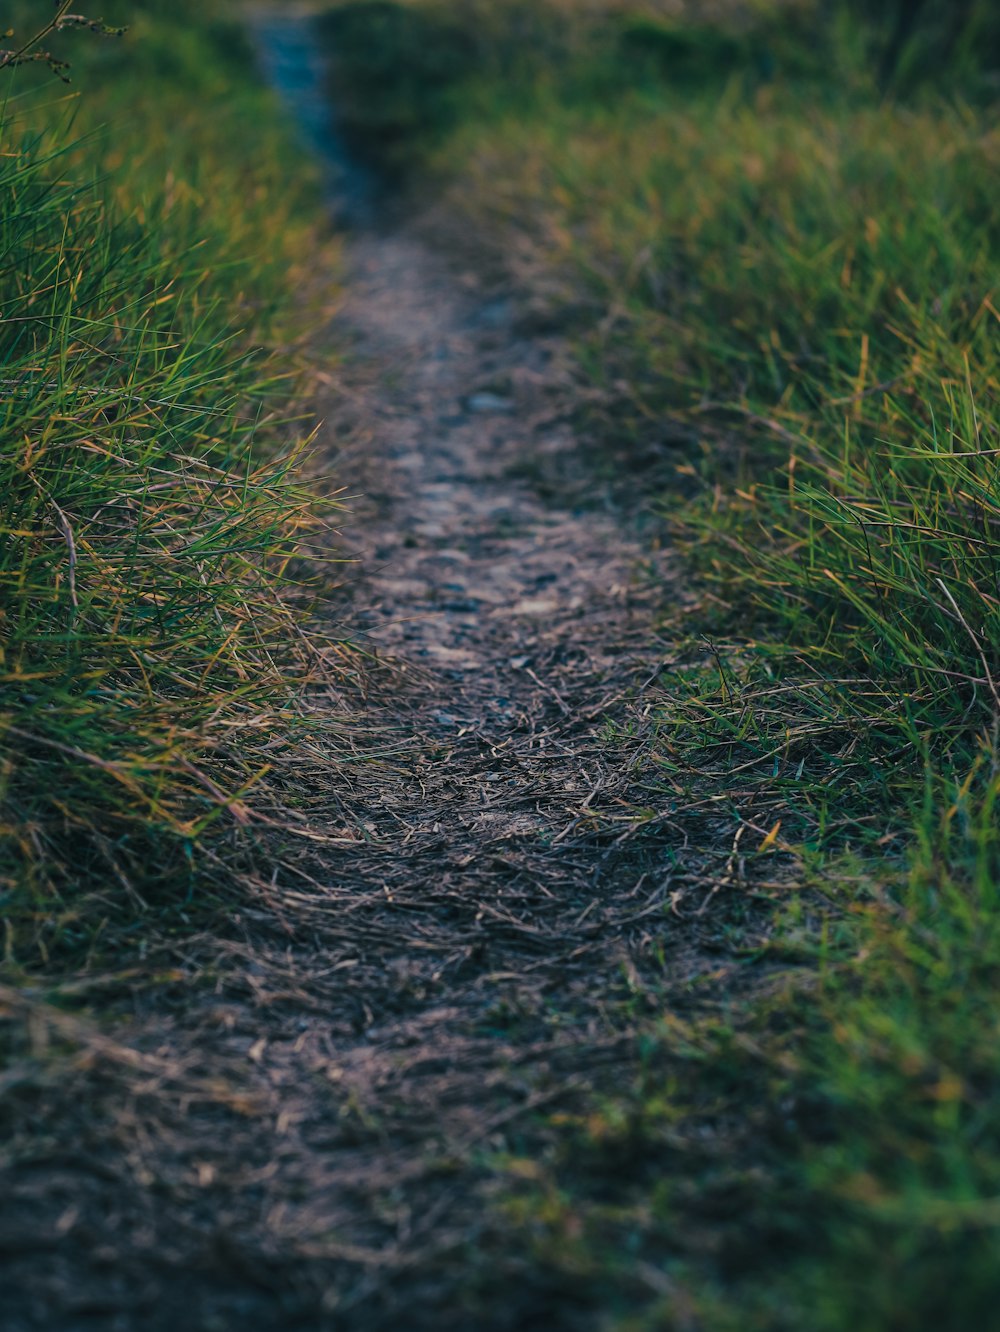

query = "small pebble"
[465,392,515,414]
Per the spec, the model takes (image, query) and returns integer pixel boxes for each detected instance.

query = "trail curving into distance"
[5,15,745,1330]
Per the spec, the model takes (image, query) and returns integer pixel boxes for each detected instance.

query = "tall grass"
[1,2,339,958]
[462,93,1000,822]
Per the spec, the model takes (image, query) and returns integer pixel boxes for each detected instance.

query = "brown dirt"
[0,203,762,1330]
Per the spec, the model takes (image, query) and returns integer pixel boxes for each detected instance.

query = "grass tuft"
[1,2,343,959]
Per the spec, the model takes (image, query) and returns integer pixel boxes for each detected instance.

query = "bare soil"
[1,103,760,1332]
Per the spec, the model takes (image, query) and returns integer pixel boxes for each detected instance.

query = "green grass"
[315,1,1000,1325]
[489,90,1000,830]
[0,2,341,962]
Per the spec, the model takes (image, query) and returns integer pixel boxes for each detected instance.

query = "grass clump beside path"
[0,2,339,966]
[316,1,1000,1326]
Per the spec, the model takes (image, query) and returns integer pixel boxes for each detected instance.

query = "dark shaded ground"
[0,18,769,1329]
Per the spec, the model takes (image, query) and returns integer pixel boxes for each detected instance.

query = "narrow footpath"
[6,19,754,1330]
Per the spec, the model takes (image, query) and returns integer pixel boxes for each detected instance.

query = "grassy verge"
[316,2,1000,1325]
[0,3,340,968]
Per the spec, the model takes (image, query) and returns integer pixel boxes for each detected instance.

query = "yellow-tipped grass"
[1,2,342,949]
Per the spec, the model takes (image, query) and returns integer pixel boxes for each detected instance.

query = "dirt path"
[3,24,750,1330]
